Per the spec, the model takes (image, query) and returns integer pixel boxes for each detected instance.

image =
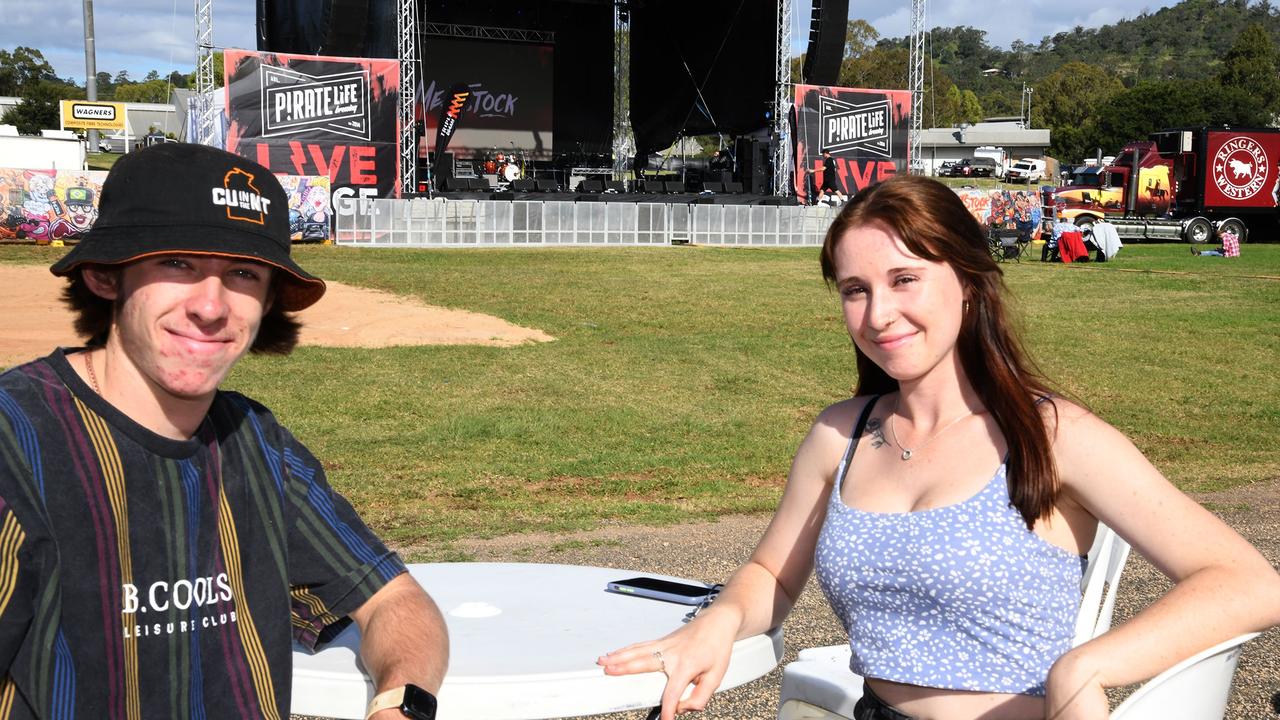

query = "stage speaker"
[606,180,627,193]
[802,0,849,86]
[471,178,493,192]
[511,179,536,192]
[535,179,558,192]
[433,152,455,189]
[664,181,686,193]
[579,179,604,193]
[725,181,744,194]
[703,181,724,193]
[735,138,771,195]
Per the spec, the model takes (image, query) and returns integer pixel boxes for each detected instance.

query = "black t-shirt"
[0,350,406,718]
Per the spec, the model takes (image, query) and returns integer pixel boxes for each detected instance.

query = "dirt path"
[437,477,1280,720]
[0,264,552,367]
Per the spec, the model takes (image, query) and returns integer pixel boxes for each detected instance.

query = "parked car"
[1007,158,1046,183]
[936,160,957,177]
[951,157,998,178]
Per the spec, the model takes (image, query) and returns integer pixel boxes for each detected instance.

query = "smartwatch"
[364,684,437,720]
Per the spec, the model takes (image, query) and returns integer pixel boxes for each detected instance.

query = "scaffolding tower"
[612,1,634,179]
[907,0,926,172]
[772,0,793,195]
[398,0,419,193]
[193,0,216,146]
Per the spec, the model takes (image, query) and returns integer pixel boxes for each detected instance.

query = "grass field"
[2,243,1277,559]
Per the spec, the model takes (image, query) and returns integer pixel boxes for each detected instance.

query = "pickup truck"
[1007,159,1046,183]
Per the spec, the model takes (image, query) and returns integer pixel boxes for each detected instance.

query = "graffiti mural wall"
[953,187,1044,239]
[279,175,332,242]
[1,169,330,243]
[0,170,109,243]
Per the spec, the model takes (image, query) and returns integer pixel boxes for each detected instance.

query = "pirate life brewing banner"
[223,49,401,216]
[792,85,911,203]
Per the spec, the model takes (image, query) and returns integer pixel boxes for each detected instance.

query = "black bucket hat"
[50,143,326,311]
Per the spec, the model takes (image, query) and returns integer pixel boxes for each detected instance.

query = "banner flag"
[433,83,472,157]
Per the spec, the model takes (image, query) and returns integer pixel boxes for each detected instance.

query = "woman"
[598,176,1280,720]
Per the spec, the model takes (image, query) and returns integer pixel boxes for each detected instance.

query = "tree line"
[0,46,221,135]
[826,0,1280,163]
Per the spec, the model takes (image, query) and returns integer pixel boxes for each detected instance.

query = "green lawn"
[86,152,120,170]
[3,243,1277,559]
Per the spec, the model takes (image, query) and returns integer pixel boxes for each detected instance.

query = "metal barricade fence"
[335,198,839,247]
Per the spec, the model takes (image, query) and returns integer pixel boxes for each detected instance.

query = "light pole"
[82,0,98,152]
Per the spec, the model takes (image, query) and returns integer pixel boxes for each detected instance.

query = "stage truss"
[772,0,793,195]
[907,0,926,172]
[612,1,633,178]
[398,0,419,193]
[193,0,216,145]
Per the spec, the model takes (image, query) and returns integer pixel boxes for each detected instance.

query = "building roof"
[919,125,1051,148]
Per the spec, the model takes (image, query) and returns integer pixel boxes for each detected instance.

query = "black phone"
[605,576,714,606]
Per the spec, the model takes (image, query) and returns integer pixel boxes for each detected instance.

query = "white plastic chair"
[777,524,1130,720]
[1110,633,1259,719]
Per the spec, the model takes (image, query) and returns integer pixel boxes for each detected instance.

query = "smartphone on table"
[605,576,716,606]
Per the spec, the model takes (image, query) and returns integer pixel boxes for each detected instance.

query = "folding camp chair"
[989,227,1030,263]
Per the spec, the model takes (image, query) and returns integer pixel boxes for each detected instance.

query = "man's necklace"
[887,400,975,461]
[84,350,102,395]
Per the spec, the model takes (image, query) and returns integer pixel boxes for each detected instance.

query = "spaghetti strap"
[834,395,881,489]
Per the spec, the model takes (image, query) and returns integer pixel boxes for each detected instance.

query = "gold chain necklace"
[84,350,102,395]
[887,399,974,461]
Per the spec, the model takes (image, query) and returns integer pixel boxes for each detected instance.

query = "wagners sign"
[59,101,127,131]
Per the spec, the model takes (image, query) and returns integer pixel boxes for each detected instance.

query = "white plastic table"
[291,562,784,719]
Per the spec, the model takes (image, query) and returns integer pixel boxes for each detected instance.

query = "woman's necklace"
[887,399,974,461]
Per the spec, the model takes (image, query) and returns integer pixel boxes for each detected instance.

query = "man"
[0,143,448,719]
[816,150,847,206]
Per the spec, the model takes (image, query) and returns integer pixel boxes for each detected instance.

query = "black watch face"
[400,684,438,720]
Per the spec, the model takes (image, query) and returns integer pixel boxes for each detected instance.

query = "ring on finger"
[652,649,667,674]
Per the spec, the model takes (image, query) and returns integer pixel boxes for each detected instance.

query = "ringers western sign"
[59,101,126,131]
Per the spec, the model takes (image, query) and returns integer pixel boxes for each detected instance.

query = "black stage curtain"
[628,0,775,158]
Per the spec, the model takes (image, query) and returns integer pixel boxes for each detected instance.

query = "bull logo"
[1213,136,1268,200]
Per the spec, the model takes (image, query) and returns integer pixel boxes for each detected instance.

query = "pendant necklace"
[887,399,974,461]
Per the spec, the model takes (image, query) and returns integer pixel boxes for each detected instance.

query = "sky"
[3,0,1176,85]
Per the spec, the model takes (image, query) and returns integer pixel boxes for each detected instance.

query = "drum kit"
[479,149,523,184]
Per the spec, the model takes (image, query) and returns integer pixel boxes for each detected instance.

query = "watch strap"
[365,686,406,719]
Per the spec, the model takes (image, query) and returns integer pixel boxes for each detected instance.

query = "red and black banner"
[793,84,911,203]
[224,49,401,209]
[434,83,472,157]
